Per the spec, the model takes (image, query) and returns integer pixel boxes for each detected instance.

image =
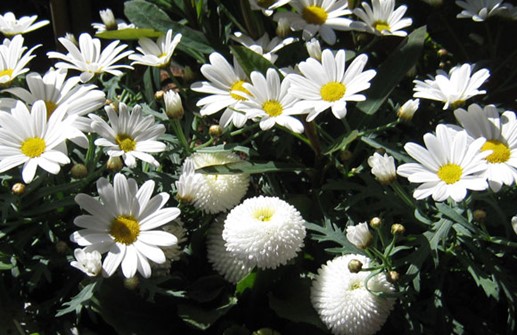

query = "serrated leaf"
[96,28,163,40]
[177,296,238,330]
[423,218,452,265]
[304,219,361,254]
[230,45,278,77]
[56,281,97,317]
[324,130,359,155]
[196,161,309,175]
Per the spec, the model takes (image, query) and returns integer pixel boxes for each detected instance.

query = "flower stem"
[171,119,191,154]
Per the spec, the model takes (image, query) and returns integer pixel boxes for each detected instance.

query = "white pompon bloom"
[353,0,413,37]
[0,35,39,86]
[70,248,102,277]
[231,32,297,63]
[91,8,136,33]
[368,152,397,185]
[175,157,203,203]
[222,196,306,269]
[346,222,373,249]
[129,29,182,68]
[70,173,180,278]
[397,124,490,202]
[311,254,396,335]
[413,63,490,110]
[0,12,49,36]
[249,0,292,16]
[397,98,419,121]
[455,0,515,22]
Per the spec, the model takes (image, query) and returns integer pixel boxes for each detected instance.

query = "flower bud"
[348,259,363,273]
[397,99,419,122]
[368,152,396,185]
[55,241,68,254]
[276,17,290,38]
[182,66,196,83]
[391,223,405,235]
[70,163,88,179]
[473,209,487,223]
[99,9,118,31]
[11,182,25,195]
[512,216,517,236]
[306,38,322,60]
[70,248,102,277]
[339,150,353,162]
[346,222,373,249]
[124,276,140,290]
[163,90,184,120]
[154,90,165,100]
[107,156,123,172]
[369,217,382,229]
[209,125,223,138]
[387,270,400,283]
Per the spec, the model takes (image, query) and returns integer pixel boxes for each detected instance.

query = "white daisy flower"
[47,33,134,83]
[413,63,490,110]
[353,0,413,37]
[222,196,306,269]
[92,8,136,33]
[128,29,182,68]
[454,104,517,192]
[231,32,297,63]
[175,157,203,203]
[397,98,419,121]
[236,68,307,133]
[456,0,515,22]
[187,152,250,214]
[0,12,49,36]
[190,52,249,128]
[0,100,70,183]
[0,35,39,86]
[249,0,292,16]
[368,152,397,185]
[89,103,166,168]
[70,248,102,277]
[311,254,396,335]
[287,49,376,121]
[273,0,354,45]
[346,222,373,249]
[397,124,490,202]
[70,173,180,278]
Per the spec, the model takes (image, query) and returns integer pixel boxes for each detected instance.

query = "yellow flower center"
[257,0,276,8]
[229,80,250,101]
[302,5,328,25]
[0,68,13,79]
[350,281,362,290]
[44,100,58,118]
[450,100,465,110]
[110,215,140,245]
[254,208,275,222]
[374,20,391,32]
[320,82,346,102]
[116,133,136,152]
[481,139,511,163]
[21,137,46,158]
[437,163,463,184]
[262,100,283,117]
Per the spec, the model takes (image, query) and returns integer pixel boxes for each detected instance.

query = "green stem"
[359,120,400,136]
[304,121,322,158]
[390,181,416,210]
[171,119,191,154]
[229,122,259,137]
[194,137,214,150]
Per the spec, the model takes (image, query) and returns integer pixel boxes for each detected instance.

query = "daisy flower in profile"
[287,49,376,121]
[456,0,515,22]
[0,12,49,37]
[236,68,307,133]
[311,254,396,335]
[129,29,182,68]
[231,32,297,63]
[190,52,249,128]
[0,35,39,86]
[413,63,490,110]
[249,0,292,16]
[368,152,397,185]
[454,104,517,192]
[47,33,133,83]
[397,124,490,202]
[274,0,354,45]
[0,100,70,183]
[89,103,166,168]
[92,8,135,33]
[346,222,373,249]
[70,173,180,278]
[70,248,102,277]
[175,157,203,203]
[222,196,306,269]
[353,0,413,37]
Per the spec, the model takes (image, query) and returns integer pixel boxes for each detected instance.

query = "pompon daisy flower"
[70,248,102,277]
[0,12,49,37]
[187,151,250,214]
[0,100,70,183]
[128,29,182,68]
[249,0,292,16]
[454,104,517,192]
[368,152,397,185]
[413,63,490,110]
[222,196,306,269]
[397,124,490,202]
[0,35,39,86]
[456,0,515,22]
[190,52,249,128]
[311,254,396,335]
[353,0,413,37]
[207,215,253,283]
[70,173,180,278]
[231,32,297,63]
[175,157,203,203]
[287,49,376,121]
[47,33,133,83]
[236,68,307,133]
[92,8,136,33]
[89,103,166,168]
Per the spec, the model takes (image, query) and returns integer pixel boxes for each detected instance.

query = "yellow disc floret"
[21,137,46,158]
[254,208,275,222]
[302,5,328,25]
[262,100,283,117]
[116,133,137,153]
[320,82,346,102]
[481,139,511,163]
[230,80,250,101]
[110,215,140,245]
[437,163,463,184]
[44,100,58,118]
[373,21,391,32]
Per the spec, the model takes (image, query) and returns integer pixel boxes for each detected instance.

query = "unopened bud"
[397,99,419,122]
[209,125,223,137]
[370,217,382,229]
[339,150,353,162]
[124,276,140,290]
[99,8,118,31]
[154,90,165,100]
[70,163,88,179]
[163,90,184,120]
[182,66,196,83]
[107,156,123,172]
[348,259,363,273]
[387,270,400,283]
[391,223,405,235]
[437,48,448,57]
[473,209,487,223]
[55,241,68,254]
[11,182,25,195]
[276,17,290,38]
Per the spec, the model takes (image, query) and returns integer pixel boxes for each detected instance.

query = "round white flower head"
[353,0,413,37]
[368,152,396,185]
[207,215,254,283]
[163,90,184,119]
[249,0,292,16]
[413,63,490,110]
[0,35,39,86]
[346,222,373,249]
[222,196,306,269]
[188,151,250,214]
[455,0,515,22]
[90,102,166,168]
[70,248,102,277]
[92,8,136,33]
[0,12,49,36]
[231,32,297,63]
[454,104,517,192]
[311,254,396,335]
[70,173,180,278]
[397,124,490,202]
[129,29,182,68]
[397,98,419,121]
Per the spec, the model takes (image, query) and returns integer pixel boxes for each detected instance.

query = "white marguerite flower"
[287,49,376,121]
[0,12,49,36]
[311,254,396,335]
[249,0,292,16]
[456,0,515,22]
[70,173,180,278]
[274,0,354,45]
[92,8,136,33]
[0,100,70,183]
[47,33,133,83]
[413,63,490,110]
[175,157,203,203]
[70,248,102,277]
[397,124,490,202]
[222,196,306,269]
[346,222,373,249]
[190,52,249,128]
[0,35,39,86]
[353,0,413,37]
[129,29,182,68]
[397,98,419,121]
[90,103,166,168]
[454,104,517,192]
[163,89,184,119]
[236,68,307,133]
[231,32,297,63]
[368,152,397,185]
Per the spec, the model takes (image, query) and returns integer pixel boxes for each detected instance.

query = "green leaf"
[177,296,238,330]
[230,45,278,77]
[356,26,426,115]
[324,130,359,155]
[56,281,97,317]
[235,271,257,295]
[96,28,163,40]
[423,218,453,265]
[304,219,361,254]
[196,161,309,175]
